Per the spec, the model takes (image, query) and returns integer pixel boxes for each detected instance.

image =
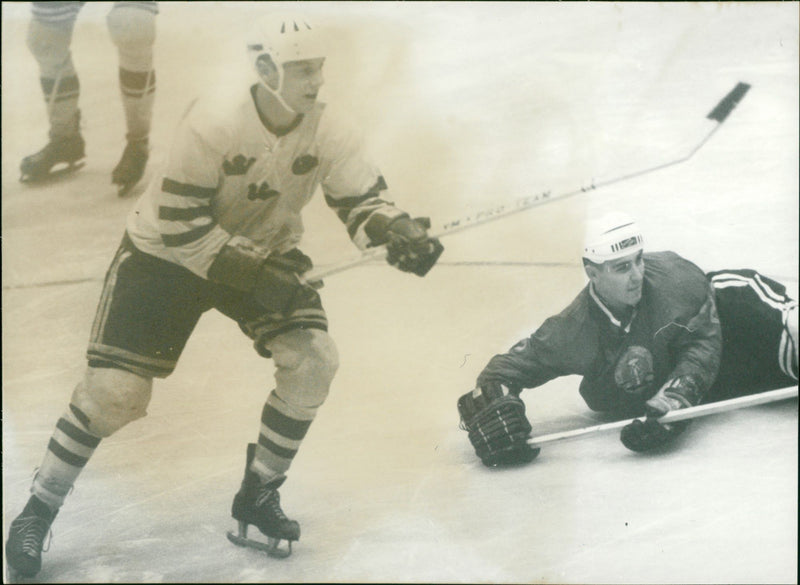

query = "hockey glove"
[365,214,444,277]
[457,381,540,467]
[620,376,697,452]
[208,238,321,317]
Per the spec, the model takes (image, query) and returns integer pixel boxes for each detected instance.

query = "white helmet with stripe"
[583,211,644,263]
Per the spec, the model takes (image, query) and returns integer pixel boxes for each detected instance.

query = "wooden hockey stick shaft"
[526,385,797,448]
[306,82,751,282]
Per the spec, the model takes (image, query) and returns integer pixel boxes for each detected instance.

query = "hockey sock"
[31,404,101,511]
[119,68,155,143]
[251,391,317,482]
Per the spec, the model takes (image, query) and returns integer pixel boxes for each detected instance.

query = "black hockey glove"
[365,214,444,277]
[620,376,696,452]
[457,381,540,467]
[208,239,321,317]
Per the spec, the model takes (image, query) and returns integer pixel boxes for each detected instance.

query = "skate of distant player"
[4,11,443,580]
[458,211,798,466]
[19,1,158,195]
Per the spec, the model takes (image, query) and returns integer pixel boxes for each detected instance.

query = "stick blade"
[706,82,751,122]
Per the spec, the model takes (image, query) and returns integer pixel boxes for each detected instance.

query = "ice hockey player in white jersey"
[5,11,443,580]
[458,211,798,467]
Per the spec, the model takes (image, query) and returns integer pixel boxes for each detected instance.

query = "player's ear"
[255,55,280,90]
[582,258,598,280]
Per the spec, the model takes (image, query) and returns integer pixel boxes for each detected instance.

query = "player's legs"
[254,328,339,481]
[6,236,210,578]
[21,2,86,181]
[31,367,153,511]
[106,1,157,192]
[216,267,337,555]
[27,2,82,140]
[106,1,157,143]
[706,269,798,401]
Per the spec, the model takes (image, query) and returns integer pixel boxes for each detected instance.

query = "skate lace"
[13,516,52,557]
[254,488,288,521]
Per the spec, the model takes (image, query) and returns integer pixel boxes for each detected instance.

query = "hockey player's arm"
[458,321,576,467]
[319,112,442,276]
[621,289,722,453]
[652,289,723,412]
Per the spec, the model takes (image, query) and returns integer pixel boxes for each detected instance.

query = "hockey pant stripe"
[87,342,175,378]
[780,309,798,380]
[90,245,131,343]
[120,68,156,98]
[710,272,792,309]
[711,271,798,379]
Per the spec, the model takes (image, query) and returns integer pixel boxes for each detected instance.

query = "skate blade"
[226,530,293,559]
[20,161,85,184]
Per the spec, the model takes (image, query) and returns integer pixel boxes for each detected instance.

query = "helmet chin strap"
[258,71,297,115]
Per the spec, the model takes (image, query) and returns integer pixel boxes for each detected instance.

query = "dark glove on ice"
[457,381,540,467]
[620,378,694,452]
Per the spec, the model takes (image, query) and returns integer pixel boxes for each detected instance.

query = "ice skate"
[112,138,149,197]
[5,496,57,582]
[20,134,85,183]
[227,443,300,559]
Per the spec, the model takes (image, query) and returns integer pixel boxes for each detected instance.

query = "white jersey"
[127,86,405,278]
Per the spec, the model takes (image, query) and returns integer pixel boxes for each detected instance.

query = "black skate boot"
[227,443,300,558]
[5,495,57,582]
[20,134,86,183]
[112,138,149,197]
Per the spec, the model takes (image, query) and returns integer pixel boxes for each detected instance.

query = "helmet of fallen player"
[246,12,327,113]
[582,211,644,264]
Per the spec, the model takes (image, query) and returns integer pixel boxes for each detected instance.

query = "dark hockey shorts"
[86,234,328,378]
[706,269,797,401]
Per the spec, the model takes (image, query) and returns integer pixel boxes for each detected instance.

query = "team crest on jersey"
[224,154,256,176]
[292,154,318,175]
[248,181,280,201]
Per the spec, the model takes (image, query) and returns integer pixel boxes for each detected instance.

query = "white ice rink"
[2,2,798,583]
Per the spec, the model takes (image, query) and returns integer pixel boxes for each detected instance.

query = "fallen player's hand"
[620,377,695,452]
[457,381,540,467]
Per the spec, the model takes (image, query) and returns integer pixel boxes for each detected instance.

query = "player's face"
[281,58,325,113]
[592,250,645,312]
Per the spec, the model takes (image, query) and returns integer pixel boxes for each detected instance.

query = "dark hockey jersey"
[477,251,723,416]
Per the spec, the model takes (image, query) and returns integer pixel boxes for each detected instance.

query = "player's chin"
[295,95,318,111]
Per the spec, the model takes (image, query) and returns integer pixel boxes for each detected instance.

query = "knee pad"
[270,329,339,408]
[106,4,156,71]
[27,18,77,78]
[70,367,153,437]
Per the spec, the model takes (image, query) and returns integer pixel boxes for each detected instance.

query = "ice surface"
[2,2,797,583]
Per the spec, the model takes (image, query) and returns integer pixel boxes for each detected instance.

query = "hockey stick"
[306,82,751,282]
[526,384,797,449]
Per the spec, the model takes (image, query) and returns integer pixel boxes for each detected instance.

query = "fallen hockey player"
[5,10,443,581]
[458,211,798,466]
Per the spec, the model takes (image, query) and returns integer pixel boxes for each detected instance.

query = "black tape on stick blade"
[707,82,751,122]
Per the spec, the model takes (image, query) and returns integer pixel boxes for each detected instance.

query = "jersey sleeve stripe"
[161,222,217,247]
[162,177,217,199]
[159,205,212,221]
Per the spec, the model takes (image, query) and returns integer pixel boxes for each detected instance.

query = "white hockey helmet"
[246,12,327,109]
[583,211,644,263]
